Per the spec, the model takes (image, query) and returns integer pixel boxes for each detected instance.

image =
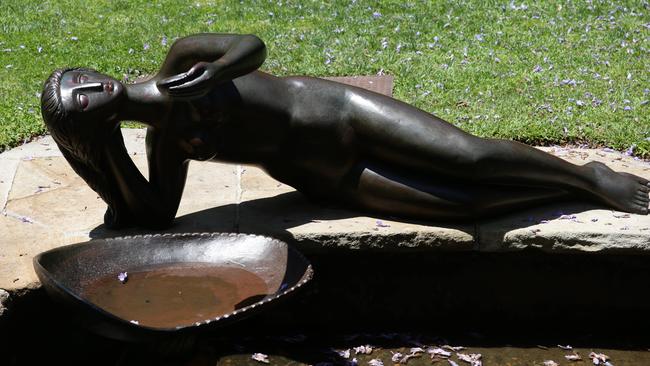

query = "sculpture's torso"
[159,72,361,199]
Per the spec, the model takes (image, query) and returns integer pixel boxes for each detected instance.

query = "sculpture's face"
[60,69,124,119]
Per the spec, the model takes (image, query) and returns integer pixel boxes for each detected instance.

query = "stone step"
[2,129,650,294]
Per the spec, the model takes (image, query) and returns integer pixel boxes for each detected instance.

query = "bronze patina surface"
[33,232,313,341]
[40,33,650,229]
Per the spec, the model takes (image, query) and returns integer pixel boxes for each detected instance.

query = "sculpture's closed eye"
[78,94,89,109]
[77,74,88,83]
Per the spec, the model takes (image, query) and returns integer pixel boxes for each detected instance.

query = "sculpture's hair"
[41,68,130,228]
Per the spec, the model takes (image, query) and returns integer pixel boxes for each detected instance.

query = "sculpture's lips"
[104,81,114,93]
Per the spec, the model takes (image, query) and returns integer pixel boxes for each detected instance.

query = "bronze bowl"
[33,232,313,342]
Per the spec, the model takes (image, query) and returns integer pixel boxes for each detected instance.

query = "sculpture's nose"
[76,82,103,91]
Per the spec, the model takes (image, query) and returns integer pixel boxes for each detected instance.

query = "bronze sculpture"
[41,33,649,229]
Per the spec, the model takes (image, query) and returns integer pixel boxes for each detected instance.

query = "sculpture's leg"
[341,162,570,220]
[352,98,649,214]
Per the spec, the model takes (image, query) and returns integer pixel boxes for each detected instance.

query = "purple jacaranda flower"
[565,353,582,362]
[624,145,635,155]
[161,36,168,46]
[543,361,559,366]
[368,359,383,366]
[560,79,577,86]
[428,348,452,358]
[588,352,610,365]
[376,220,390,228]
[391,352,403,362]
[117,272,128,284]
[533,65,543,73]
[576,100,585,107]
[338,349,351,358]
[623,105,632,111]
[252,353,270,363]
[70,36,78,41]
[353,345,373,355]
[372,11,381,18]
[143,43,150,50]
[474,33,484,42]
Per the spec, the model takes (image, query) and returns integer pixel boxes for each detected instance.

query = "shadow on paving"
[88,190,600,252]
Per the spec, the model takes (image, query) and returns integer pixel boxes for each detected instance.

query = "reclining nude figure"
[41,33,649,229]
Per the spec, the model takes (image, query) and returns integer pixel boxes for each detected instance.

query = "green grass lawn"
[1,0,648,155]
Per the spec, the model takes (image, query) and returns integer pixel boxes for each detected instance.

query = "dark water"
[81,263,269,329]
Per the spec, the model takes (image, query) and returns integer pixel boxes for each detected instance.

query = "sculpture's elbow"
[242,33,267,60]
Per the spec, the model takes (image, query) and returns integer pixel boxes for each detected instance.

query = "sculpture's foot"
[585,161,650,214]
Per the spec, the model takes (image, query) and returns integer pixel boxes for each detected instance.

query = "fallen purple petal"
[543,361,559,366]
[251,353,270,364]
[558,214,577,220]
[565,353,582,361]
[428,347,452,358]
[368,359,383,366]
[589,352,610,364]
[457,352,482,366]
[376,220,390,228]
[117,271,128,284]
[391,352,403,362]
[353,345,373,355]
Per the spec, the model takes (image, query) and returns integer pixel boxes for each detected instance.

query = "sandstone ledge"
[1,129,649,294]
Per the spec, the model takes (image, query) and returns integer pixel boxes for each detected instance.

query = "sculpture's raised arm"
[156,33,267,98]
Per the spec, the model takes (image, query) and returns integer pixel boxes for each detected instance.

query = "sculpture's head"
[40,68,130,228]
[41,68,124,146]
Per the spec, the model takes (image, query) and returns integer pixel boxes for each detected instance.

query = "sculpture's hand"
[157,61,221,98]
